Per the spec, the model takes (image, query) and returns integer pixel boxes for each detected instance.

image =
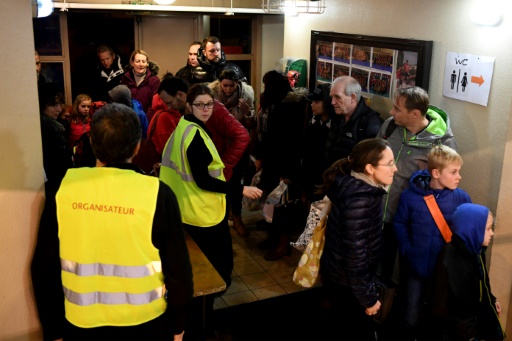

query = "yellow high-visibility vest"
[56,167,165,328]
[159,118,226,227]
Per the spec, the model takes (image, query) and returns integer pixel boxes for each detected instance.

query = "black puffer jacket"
[321,173,386,308]
[197,47,246,82]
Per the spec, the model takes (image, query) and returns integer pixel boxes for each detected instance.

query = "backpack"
[382,119,397,140]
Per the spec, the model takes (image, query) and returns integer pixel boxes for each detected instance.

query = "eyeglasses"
[192,102,214,110]
[377,161,396,168]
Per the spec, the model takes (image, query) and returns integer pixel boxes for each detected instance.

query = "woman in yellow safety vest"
[159,84,261,337]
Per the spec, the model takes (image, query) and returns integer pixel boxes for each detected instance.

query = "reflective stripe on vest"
[57,167,165,328]
[61,259,162,278]
[159,119,226,227]
[63,286,164,306]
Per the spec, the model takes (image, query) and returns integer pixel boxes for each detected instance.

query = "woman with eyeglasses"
[159,84,261,337]
[317,138,397,341]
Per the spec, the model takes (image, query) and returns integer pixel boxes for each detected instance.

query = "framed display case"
[309,31,433,99]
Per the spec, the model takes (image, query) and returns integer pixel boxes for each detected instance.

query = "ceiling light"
[225,0,235,15]
[261,0,325,14]
[32,0,54,18]
[153,0,176,5]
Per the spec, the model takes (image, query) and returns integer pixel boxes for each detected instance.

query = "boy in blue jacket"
[393,145,472,338]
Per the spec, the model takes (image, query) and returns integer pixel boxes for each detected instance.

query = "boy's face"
[433,162,462,190]
[482,213,494,247]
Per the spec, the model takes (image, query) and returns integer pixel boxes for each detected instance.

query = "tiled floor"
[213,208,314,310]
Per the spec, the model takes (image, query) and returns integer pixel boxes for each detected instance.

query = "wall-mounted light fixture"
[470,0,502,26]
[32,0,54,18]
[261,0,325,15]
[153,0,176,5]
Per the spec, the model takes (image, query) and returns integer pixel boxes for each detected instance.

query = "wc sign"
[443,52,495,106]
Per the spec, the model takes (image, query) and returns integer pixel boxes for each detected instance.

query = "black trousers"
[183,218,233,340]
[321,278,377,341]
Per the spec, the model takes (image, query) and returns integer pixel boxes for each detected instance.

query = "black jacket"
[431,235,504,340]
[40,114,74,185]
[320,173,386,308]
[255,88,308,193]
[31,163,193,340]
[325,98,382,166]
[196,47,246,82]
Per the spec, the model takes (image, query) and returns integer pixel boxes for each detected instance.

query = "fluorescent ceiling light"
[154,0,176,4]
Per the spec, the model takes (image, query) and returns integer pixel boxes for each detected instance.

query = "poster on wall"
[442,52,495,107]
[395,51,419,90]
[310,31,433,101]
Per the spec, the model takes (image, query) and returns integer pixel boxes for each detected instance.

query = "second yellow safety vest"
[159,118,226,227]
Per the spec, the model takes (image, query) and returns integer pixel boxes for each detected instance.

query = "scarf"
[351,170,388,191]
[134,71,146,86]
[216,81,242,112]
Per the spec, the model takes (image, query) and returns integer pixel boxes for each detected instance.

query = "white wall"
[138,15,199,76]
[0,0,45,340]
[283,0,512,329]
[258,15,285,95]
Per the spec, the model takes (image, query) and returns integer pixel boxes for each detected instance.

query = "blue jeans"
[404,272,428,327]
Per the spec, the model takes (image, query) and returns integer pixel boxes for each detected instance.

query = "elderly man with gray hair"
[325,76,383,166]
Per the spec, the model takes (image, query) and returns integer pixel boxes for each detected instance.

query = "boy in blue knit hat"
[431,203,504,340]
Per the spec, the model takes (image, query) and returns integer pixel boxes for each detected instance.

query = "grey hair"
[332,76,361,101]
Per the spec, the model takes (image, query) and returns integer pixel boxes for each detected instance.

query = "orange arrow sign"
[471,75,484,86]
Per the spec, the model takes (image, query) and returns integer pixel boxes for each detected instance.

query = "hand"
[173,331,185,341]
[495,301,501,316]
[238,98,250,116]
[365,300,381,316]
[243,186,263,199]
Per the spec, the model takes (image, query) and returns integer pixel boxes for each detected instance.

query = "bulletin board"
[310,31,433,99]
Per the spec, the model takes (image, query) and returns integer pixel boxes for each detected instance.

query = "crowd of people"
[31,36,504,341]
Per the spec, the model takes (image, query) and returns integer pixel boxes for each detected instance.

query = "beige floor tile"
[246,247,268,260]
[232,240,242,251]
[222,291,258,306]
[251,230,268,239]
[252,284,286,300]
[225,276,250,295]
[240,272,277,290]
[255,256,296,271]
[280,281,309,294]
[268,266,295,284]
[213,297,228,310]
[233,248,253,262]
[233,259,265,276]
[235,235,264,250]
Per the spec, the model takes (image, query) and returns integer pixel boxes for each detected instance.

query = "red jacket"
[205,100,249,181]
[120,69,160,113]
[147,93,164,123]
[147,106,182,156]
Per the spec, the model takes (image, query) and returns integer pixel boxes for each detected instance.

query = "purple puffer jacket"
[120,68,160,113]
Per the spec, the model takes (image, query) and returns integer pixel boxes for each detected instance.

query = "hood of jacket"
[408,169,433,196]
[423,105,450,138]
[283,87,309,103]
[451,203,488,255]
[124,60,160,76]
